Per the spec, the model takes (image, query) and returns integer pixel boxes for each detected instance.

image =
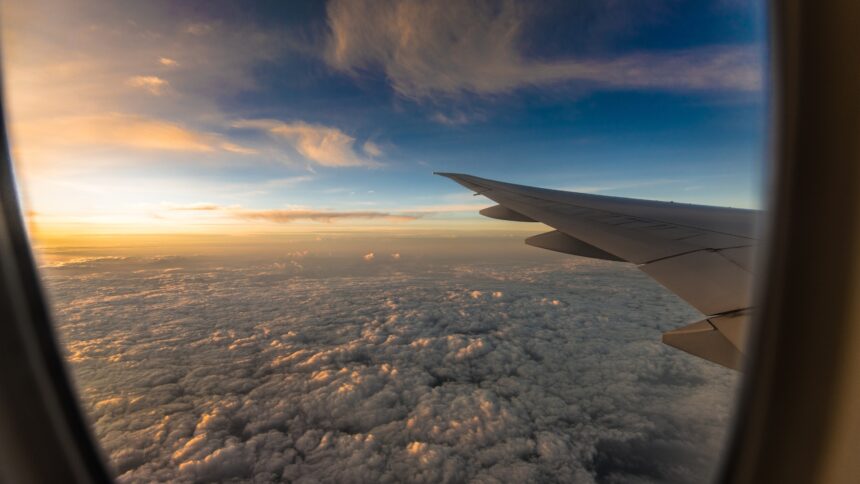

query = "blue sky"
[4,0,767,234]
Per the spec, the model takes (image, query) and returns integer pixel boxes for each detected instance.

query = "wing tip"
[434,172,467,179]
[435,172,485,192]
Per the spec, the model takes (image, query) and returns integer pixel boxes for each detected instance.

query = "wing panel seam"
[639,245,754,265]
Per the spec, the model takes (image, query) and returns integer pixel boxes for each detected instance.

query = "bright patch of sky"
[3,0,767,234]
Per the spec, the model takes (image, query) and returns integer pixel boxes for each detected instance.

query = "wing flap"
[709,312,749,349]
[479,204,537,222]
[662,319,743,370]
[639,249,754,315]
[525,230,626,262]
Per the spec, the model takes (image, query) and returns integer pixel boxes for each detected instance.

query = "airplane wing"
[436,172,760,370]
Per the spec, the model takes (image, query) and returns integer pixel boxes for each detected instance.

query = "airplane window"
[2,0,767,482]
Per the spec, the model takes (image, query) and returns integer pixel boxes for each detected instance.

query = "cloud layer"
[165,204,419,224]
[44,248,738,483]
[238,209,417,224]
[325,0,762,98]
[17,114,223,153]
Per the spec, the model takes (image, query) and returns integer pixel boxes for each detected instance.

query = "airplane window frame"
[0,98,111,481]
[718,1,860,483]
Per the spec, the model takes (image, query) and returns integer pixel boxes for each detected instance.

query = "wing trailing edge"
[662,313,749,370]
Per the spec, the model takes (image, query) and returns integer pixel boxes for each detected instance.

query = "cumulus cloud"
[158,57,179,67]
[234,119,382,168]
[325,0,762,98]
[43,249,738,483]
[125,76,169,95]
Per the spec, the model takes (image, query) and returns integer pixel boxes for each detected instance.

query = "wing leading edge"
[437,172,760,370]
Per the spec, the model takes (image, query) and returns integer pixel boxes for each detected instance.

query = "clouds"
[5,0,766,235]
[125,76,169,95]
[184,23,215,36]
[233,120,383,168]
[362,141,383,158]
[4,2,281,121]
[165,203,420,224]
[43,247,738,483]
[325,0,762,98]
[2,1,385,171]
[13,114,273,160]
[3,0,287,176]
[165,203,224,211]
[238,209,417,224]
[16,114,220,153]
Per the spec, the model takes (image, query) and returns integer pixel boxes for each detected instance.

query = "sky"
[1,0,767,240]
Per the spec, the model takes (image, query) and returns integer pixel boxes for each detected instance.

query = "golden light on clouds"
[17,114,217,152]
[237,209,418,224]
[1,0,411,237]
[125,75,170,95]
[165,203,421,223]
[325,0,762,98]
[1,0,761,241]
[233,119,383,168]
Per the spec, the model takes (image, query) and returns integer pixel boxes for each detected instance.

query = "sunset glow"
[2,1,768,481]
[3,0,765,245]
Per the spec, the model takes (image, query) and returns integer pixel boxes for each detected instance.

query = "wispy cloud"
[18,114,216,152]
[164,203,228,211]
[219,142,259,155]
[239,209,418,223]
[184,22,214,36]
[234,119,382,168]
[362,141,383,157]
[560,178,682,194]
[3,0,290,172]
[431,112,478,126]
[400,203,491,214]
[260,176,316,188]
[165,203,420,223]
[325,0,762,99]
[125,75,169,95]
[15,113,260,155]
